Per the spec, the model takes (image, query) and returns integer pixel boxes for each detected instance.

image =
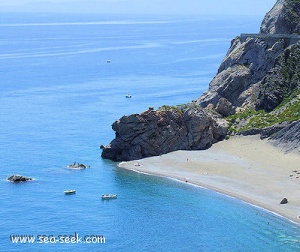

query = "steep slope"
[260,0,300,34]
[256,43,300,111]
[270,120,300,152]
[195,0,300,114]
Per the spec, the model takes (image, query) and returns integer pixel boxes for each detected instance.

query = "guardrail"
[240,33,300,39]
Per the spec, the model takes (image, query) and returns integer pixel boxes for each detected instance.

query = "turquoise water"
[0,13,299,251]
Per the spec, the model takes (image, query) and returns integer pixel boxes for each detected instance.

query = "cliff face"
[270,121,300,153]
[260,0,300,34]
[195,0,300,114]
[256,43,300,111]
[196,35,293,110]
[101,107,228,161]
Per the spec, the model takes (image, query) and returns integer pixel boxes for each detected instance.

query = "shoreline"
[125,166,292,224]
[119,135,300,224]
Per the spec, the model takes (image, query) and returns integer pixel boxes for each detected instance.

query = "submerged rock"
[7,174,33,183]
[67,162,89,169]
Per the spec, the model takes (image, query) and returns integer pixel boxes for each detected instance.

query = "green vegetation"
[275,89,300,109]
[158,103,203,113]
[158,105,182,113]
[227,91,300,134]
[258,43,300,112]
[286,0,300,30]
[227,109,260,122]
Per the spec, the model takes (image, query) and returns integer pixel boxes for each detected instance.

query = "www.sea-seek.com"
[10,232,105,244]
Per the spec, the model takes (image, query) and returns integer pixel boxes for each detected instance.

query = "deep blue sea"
[0,13,299,251]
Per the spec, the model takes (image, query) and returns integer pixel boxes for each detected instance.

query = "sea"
[0,13,299,252]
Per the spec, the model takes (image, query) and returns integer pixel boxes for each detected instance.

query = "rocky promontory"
[101,106,228,161]
[102,0,300,161]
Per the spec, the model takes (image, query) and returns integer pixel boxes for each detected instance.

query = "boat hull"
[101,194,117,200]
[64,190,76,195]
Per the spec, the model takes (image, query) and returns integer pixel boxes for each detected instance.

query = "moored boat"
[64,189,76,195]
[101,194,118,200]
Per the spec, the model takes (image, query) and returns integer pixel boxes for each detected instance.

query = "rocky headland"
[102,0,300,161]
[101,106,228,161]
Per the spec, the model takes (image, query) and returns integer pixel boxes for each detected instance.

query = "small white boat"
[101,194,118,200]
[125,94,132,98]
[107,60,111,63]
[64,189,76,195]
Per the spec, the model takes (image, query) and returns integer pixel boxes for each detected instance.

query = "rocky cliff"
[255,43,300,111]
[260,0,300,34]
[101,0,300,161]
[195,35,295,111]
[196,0,300,113]
[101,106,228,161]
[270,120,300,153]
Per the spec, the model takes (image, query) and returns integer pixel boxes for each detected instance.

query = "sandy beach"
[119,135,300,224]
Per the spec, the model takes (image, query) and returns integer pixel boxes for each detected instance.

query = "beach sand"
[119,135,300,224]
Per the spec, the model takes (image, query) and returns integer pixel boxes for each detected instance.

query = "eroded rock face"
[255,43,300,111]
[101,107,228,161]
[260,0,286,34]
[195,0,300,112]
[270,120,300,153]
[195,36,293,110]
[260,0,300,34]
[215,97,234,116]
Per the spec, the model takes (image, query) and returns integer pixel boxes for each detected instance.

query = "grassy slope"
[227,90,300,134]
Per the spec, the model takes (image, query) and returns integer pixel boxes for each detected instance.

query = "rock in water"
[67,162,88,169]
[101,106,228,161]
[7,174,33,183]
